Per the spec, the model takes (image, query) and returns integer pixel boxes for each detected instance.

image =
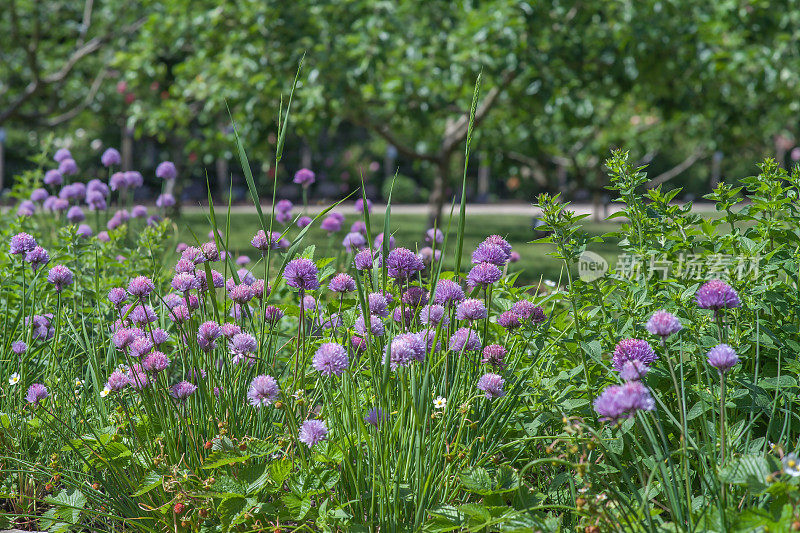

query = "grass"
[173,212,622,285]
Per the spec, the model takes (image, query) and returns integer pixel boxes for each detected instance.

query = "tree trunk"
[121,126,133,171]
[427,152,452,228]
[216,157,228,201]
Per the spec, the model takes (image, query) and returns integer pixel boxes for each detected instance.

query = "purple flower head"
[497,311,521,330]
[250,230,288,252]
[472,242,509,266]
[696,279,741,310]
[418,247,441,265]
[433,279,465,306]
[509,251,521,263]
[456,298,488,322]
[264,305,284,325]
[236,268,256,286]
[368,292,389,317]
[112,328,136,350]
[402,286,428,308]
[612,339,658,371]
[420,304,448,326]
[129,337,154,358]
[365,407,385,427]
[17,201,35,217]
[10,233,37,255]
[146,214,161,226]
[51,198,69,212]
[235,256,250,267]
[12,340,27,355]
[482,344,507,368]
[230,333,257,355]
[320,216,342,234]
[483,235,512,256]
[151,328,170,346]
[123,171,143,188]
[351,335,368,353]
[220,322,241,338]
[163,293,183,309]
[86,191,107,211]
[374,232,395,251]
[298,419,327,448]
[285,258,320,291]
[201,241,220,261]
[131,304,158,326]
[172,273,199,293]
[248,375,280,407]
[313,343,349,376]
[47,265,73,291]
[594,381,655,421]
[276,199,293,213]
[297,215,312,228]
[26,383,49,405]
[383,333,425,370]
[31,188,49,202]
[449,327,482,352]
[58,158,78,176]
[619,360,649,381]
[27,314,54,341]
[109,172,127,191]
[197,321,221,351]
[467,262,502,288]
[25,246,50,271]
[128,276,154,299]
[156,161,177,180]
[87,179,109,196]
[387,248,424,280]
[128,365,150,391]
[293,168,316,187]
[342,232,367,253]
[707,344,739,374]
[228,283,254,304]
[170,381,197,400]
[425,228,444,244]
[142,351,170,373]
[355,314,385,337]
[326,273,355,293]
[511,301,546,323]
[97,231,110,242]
[302,294,316,311]
[131,205,148,218]
[354,249,379,271]
[351,221,367,234]
[330,212,345,223]
[44,169,63,186]
[156,193,176,208]
[646,310,682,337]
[477,373,506,399]
[101,147,121,167]
[54,148,72,163]
[276,210,292,224]
[174,259,195,275]
[76,224,93,238]
[181,246,204,264]
[321,313,344,331]
[355,198,373,213]
[251,279,268,299]
[106,370,130,391]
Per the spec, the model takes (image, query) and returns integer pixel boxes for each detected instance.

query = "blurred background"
[3,0,800,223]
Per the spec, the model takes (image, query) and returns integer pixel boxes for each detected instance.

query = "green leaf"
[218,495,247,531]
[460,467,493,494]
[132,472,163,497]
[719,454,779,492]
[202,450,250,469]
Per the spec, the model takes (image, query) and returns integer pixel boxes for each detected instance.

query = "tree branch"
[647,149,705,188]
[349,114,438,163]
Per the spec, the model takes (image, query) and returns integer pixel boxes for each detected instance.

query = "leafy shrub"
[382,174,428,203]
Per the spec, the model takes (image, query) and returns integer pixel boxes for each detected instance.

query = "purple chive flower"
[44,169,63,186]
[142,351,170,373]
[201,241,220,261]
[25,246,50,271]
[197,321,221,351]
[12,340,27,355]
[707,344,739,374]
[297,216,312,228]
[284,258,320,291]
[302,294,316,311]
[264,305,284,324]
[509,251,521,263]
[109,172,127,191]
[276,198,293,213]
[420,304,448,326]
[612,339,658,371]
[174,259,195,274]
[276,210,292,224]
[129,337,154,358]
[619,360,649,381]
[374,232,395,251]
[228,284,254,304]
[17,201,35,217]
[483,235,512,257]
[293,168,316,187]
[594,381,655,421]
[170,381,197,400]
[101,148,121,167]
[127,276,154,299]
[355,314,385,337]
[163,293,183,309]
[313,343,349,376]
[354,249,378,270]
[425,228,444,244]
[330,212,345,223]
[58,158,78,176]
[392,307,414,327]
[76,224,93,238]
[477,373,506,399]
[466,262,502,288]
[106,370,130,391]
[433,279,465,305]
[230,333,257,355]
[28,314,55,341]
[52,198,69,212]
[482,344,507,368]
[418,247,441,265]
[251,279,267,299]
[131,205,148,218]
[151,328,170,346]
[646,310,682,337]
[511,301,546,323]
[236,255,251,266]
[472,242,509,266]
[47,265,73,291]
[10,233,37,255]
[26,383,49,405]
[350,221,367,235]
[449,327,482,352]
[351,335,368,353]
[368,292,390,317]
[387,248,425,280]
[156,193,176,208]
[123,171,143,188]
[97,231,110,242]
[402,286,429,308]
[156,161,177,180]
[298,419,327,448]
[497,311,521,330]
[355,198,373,214]
[342,232,367,253]
[54,148,72,163]
[220,322,241,339]
[364,407,384,427]
[131,304,159,326]
[328,273,356,293]
[31,188,49,202]
[112,328,136,350]
[383,333,425,370]
[248,375,280,407]
[456,298,488,322]
[696,279,741,310]
[128,365,150,391]
[320,216,342,234]
[250,230,286,252]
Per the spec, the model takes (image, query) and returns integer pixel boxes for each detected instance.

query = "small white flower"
[100,387,111,398]
[433,396,447,410]
[783,453,800,477]
[75,378,84,387]
[9,373,20,386]
[544,279,556,288]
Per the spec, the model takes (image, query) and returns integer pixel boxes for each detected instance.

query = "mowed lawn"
[173,211,622,286]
